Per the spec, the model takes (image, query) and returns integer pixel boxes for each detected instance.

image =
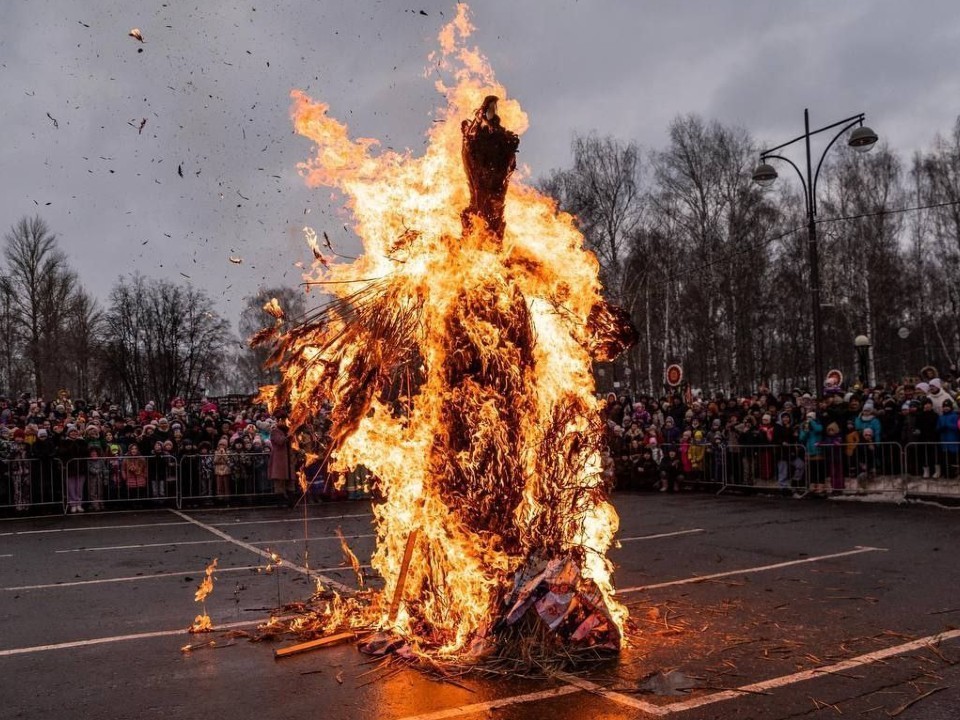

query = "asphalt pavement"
[2,492,959,719]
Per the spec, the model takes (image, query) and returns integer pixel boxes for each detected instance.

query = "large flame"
[265,5,626,657]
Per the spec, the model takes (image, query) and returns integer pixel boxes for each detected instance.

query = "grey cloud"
[1,0,957,335]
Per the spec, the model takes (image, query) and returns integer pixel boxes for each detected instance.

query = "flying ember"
[258,4,636,664]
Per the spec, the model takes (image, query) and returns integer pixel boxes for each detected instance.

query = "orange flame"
[194,557,218,603]
[268,4,625,656]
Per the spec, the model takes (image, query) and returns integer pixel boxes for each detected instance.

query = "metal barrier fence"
[804,441,905,497]
[65,454,179,512]
[0,458,64,512]
[718,444,807,495]
[179,452,272,505]
[612,440,960,501]
[902,442,960,499]
[5,442,960,515]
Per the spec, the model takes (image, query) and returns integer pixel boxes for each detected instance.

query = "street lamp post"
[752,109,878,395]
[854,334,871,388]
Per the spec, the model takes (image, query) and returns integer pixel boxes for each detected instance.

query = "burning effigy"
[255,5,636,669]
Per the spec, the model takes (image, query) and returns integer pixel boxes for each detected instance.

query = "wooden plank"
[388,530,419,624]
[274,631,356,659]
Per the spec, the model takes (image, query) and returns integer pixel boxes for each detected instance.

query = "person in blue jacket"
[799,412,825,494]
[854,403,882,442]
[936,398,959,478]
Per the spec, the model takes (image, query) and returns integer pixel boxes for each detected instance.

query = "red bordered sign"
[824,368,843,388]
[665,364,683,387]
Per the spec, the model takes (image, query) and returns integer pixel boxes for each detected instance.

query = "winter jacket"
[936,410,960,452]
[854,414,882,442]
[799,419,824,458]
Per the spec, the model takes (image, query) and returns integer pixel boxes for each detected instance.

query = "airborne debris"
[138,118,147,134]
[129,28,144,42]
[45,112,58,129]
[229,256,243,264]
[262,297,285,321]
[177,163,184,178]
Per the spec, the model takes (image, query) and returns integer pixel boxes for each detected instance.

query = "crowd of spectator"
[0,391,349,514]
[603,378,960,497]
[5,376,959,514]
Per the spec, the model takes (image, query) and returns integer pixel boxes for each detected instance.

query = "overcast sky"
[2,0,958,334]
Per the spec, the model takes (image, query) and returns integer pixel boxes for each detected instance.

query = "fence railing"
[4,441,960,516]
[902,442,960,498]
[612,440,960,500]
[0,458,64,512]
[65,454,179,512]
[179,451,273,505]
[717,443,807,494]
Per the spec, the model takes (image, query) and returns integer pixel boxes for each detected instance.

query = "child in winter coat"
[214,438,232,499]
[659,447,684,492]
[822,422,845,494]
[86,447,108,511]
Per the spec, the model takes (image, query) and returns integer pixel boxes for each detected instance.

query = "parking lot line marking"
[0,616,294,657]
[619,528,704,542]
[0,554,12,558]
[397,685,582,720]
[4,563,372,591]
[0,521,190,536]
[211,512,373,527]
[618,546,886,595]
[170,509,352,592]
[651,627,960,715]
[559,673,666,714]
[52,533,376,554]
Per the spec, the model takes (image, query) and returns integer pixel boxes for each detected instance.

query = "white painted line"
[170,509,352,592]
[397,685,582,720]
[0,511,374,537]
[211,512,372,528]
[0,521,189,536]
[652,627,960,715]
[3,563,371,591]
[0,615,295,657]
[5,565,263,590]
[0,554,12,559]
[559,673,665,714]
[619,528,705,542]
[618,546,886,594]
[53,533,376,554]
[56,539,222,553]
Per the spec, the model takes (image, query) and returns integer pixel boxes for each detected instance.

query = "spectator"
[799,412,825,495]
[916,398,939,478]
[60,425,88,512]
[213,438,232,500]
[936,399,959,478]
[86,447,107,511]
[269,418,293,505]
[121,442,148,501]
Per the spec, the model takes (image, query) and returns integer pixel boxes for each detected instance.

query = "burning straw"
[256,4,635,669]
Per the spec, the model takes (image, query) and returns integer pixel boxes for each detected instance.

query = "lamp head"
[752,162,778,187]
[854,335,871,348]
[848,125,878,154]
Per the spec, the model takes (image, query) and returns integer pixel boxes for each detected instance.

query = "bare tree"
[235,286,308,392]
[102,275,231,410]
[2,216,79,396]
[540,134,645,304]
